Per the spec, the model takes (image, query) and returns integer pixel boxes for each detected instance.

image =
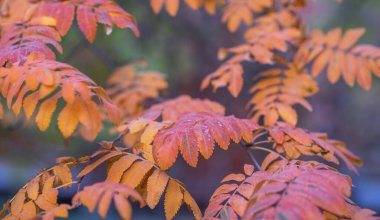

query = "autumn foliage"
[0,0,379,220]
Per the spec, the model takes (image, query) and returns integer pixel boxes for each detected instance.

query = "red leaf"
[77,4,97,43]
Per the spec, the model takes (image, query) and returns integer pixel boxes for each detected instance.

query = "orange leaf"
[146,169,169,208]
[58,102,80,138]
[164,180,183,220]
[35,95,58,131]
[277,105,297,126]
[153,112,259,169]
[166,0,180,16]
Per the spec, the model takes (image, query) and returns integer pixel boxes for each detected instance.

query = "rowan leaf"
[72,182,144,220]
[248,67,318,126]
[77,4,97,43]
[2,161,76,219]
[205,164,268,219]
[258,123,362,173]
[107,62,168,121]
[113,194,132,220]
[121,160,154,188]
[58,102,80,138]
[78,151,122,178]
[11,189,26,215]
[153,112,259,169]
[1,60,121,141]
[150,0,209,16]
[106,154,140,183]
[0,17,61,65]
[72,147,201,220]
[243,160,371,220]
[146,169,169,208]
[222,0,272,32]
[34,0,139,41]
[36,95,59,131]
[297,28,380,90]
[164,180,183,220]
[143,95,225,121]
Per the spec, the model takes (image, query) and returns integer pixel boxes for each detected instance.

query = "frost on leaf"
[115,95,226,146]
[153,112,260,169]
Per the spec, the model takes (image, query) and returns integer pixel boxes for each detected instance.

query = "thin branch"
[112,133,124,146]
[241,143,263,171]
[250,146,287,160]
[55,181,79,190]
[246,140,272,147]
[247,148,263,171]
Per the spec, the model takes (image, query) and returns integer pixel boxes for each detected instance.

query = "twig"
[246,148,263,171]
[112,133,124,146]
[55,181,79,190]
[250,146,287,160]
[246,140,272,147]
[241,143,263,171]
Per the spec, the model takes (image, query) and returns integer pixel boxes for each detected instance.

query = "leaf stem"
[55,181,79,190]
[241,143,263,171]
[250,146,287,160]
[247,148,263,171]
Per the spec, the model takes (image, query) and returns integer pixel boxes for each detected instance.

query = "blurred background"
[1,0,380,219]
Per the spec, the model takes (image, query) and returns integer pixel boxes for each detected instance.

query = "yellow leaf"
[141,122,166,144]
[106,155,139,183]
[77,151,122,178]
[264,108,279,126]
[61,82,76,104]
[164,180,183,220]
[121,160,154,188]
[77,99,102,141]
[35,195,56,211]
[11,189,26,215]
[26,179,39,201]
[277,104,297,126]
[53,164,73,186]
[58,102,80,138]
[128,118,149,133]
[35,95,58,131]
[147,169,169,208]
[23,92,40,120]
[30,16,57,26]
[151,0,165,14]
[183,190,202,220]
[20,201,37,218]
[166,0,179,16]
